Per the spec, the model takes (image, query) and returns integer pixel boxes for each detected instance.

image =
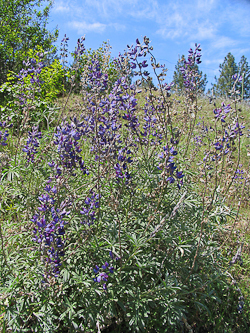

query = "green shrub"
[0,46,64,129]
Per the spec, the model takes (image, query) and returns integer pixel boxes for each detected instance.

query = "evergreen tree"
[0,0,58,86]
[173,55,207,94]
[212,52,237,97]
[237,55,250,99]
[173,55,185,93]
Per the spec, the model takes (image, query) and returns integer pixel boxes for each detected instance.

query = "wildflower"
[93,259,115,289]
[22,126,42,163]
[0,121,12,146]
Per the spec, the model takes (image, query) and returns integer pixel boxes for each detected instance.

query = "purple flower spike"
[32,178,71,278]
[232,74,238,81]
[48,161,55,168]
[158,145,184,187]
[22,126,42,163]
[93,265,100,274]
[109,251,114,259]
[0,121,12,146]
[102,262,109,269]
[80,191,99,225]
[176,171,184,179]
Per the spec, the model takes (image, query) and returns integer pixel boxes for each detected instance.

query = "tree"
[212,52,237,97]
[0,0,58,87]
[173,55,207,94]
[237,55,250,100]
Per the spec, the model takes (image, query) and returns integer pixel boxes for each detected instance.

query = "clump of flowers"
[22,125,42,163]
[140,101,163,146]
[17,53,45,87]
[16,53,45,107]
[93,251,116,290]
[180,43,202,96]
[32,179,70,278]
[80,191,100,226]
[213,102,231,123]
[158,145,184,187]
[202,101,245,164]
[53,117,89,175]
[0,121,12,146]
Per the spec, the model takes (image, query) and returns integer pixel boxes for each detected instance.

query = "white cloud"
[82,0,159,21]
[203,59,224,65]
[84,0,138,17]
[237,48,250,55]
[69,21,107,34]
[191,23,216,40]
[212,36,239,49]
[69,20,126,34]
[154,0,220,41]
[197,0,216,11]
[53,1,70,12]
[156,11,187,39]
[221,2,250,37]
[111,23,126,31]
[128,0,159,20]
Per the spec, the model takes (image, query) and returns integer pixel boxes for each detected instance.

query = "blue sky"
[47,0,250,90]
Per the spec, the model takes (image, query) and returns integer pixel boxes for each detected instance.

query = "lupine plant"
[0,121,12,147]
[0,36,249,333]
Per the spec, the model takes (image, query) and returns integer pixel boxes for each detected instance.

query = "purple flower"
[97,272,109,282]
[93,265,100,274]
[102,262,109,269]
[232,74,238,81]
[22,126,42,163]
[158,146,184,187]
[48,161,55,168]
[80,191,100,225]
[176,171,184,179]
[166,177,175,183]
[32,179,71,278]
[93,257,116,289]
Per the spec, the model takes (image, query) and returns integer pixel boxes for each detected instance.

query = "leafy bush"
[0,46,64,129]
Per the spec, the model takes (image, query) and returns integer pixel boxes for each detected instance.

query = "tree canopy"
[0,0,58,86]
[212,53,250,99]
[212,53,237,97]
[237,55,250,99]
